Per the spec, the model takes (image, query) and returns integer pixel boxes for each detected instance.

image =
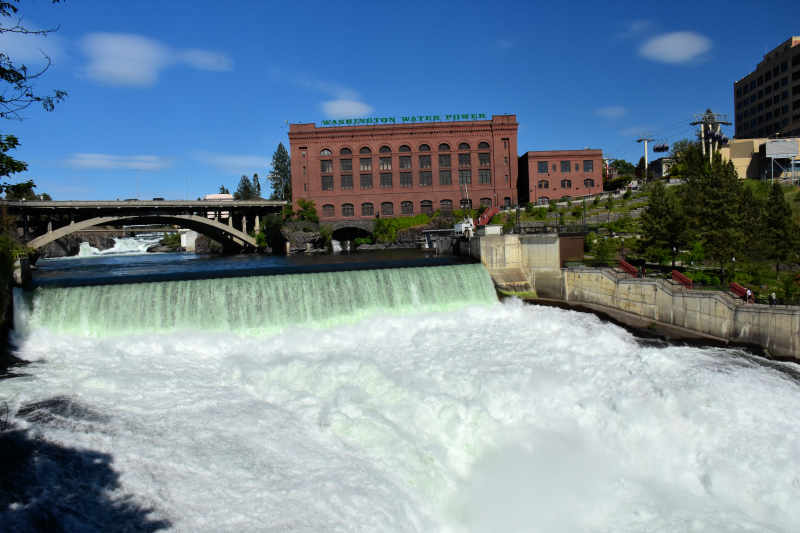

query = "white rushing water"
[77,234,164,257]
[3,266,800,531]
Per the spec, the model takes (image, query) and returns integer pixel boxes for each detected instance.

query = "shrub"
[373,214,430,243]
[160,232,180,248]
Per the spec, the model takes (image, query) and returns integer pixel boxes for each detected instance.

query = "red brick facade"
[518,149,604,205]
[288,115,519,221]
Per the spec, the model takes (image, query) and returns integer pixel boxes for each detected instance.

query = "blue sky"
[2,0,797,200]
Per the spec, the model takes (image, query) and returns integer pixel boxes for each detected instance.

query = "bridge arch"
[27,214,258,252]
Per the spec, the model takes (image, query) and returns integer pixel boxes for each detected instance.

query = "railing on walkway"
[618,259,639,277]
[476,206,499,227]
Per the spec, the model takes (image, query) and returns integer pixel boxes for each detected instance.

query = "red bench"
[619,259,639,277]
[672,270,692,289]
[729,282,750,301]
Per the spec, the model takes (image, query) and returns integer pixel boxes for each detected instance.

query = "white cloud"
[0,21,64,65]
[66,153,172,171]
[639,31,711,64]
[81,33,233,87]
[195,152,267,174]
[595,106,627,119]
[322,99,374,119]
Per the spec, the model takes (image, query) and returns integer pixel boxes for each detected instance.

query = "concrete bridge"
[0,199,287,254]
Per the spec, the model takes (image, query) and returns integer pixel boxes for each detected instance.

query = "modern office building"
[734,36,800,138]
[287,115,519,221]
[517,149,604,205]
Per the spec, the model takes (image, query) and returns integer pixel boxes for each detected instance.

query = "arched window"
[584,178,595,188]
[537,197,550,206]
[438,143,450,152]
[359,146,372,154]
[560,179,572,188]
[322,204,335,217]
[419,144,431,152]
[381,202,394,216]
[440,199,453,211]
[400,201,413,215]
[320,148,332,156]
[420,200,433,214]
[340,147,352,155]
[398,145,411,152]
[342,203,354,217]
[361,202,374,216]
[538,180,549,189]
[480,197,492,207]
[458,142,470,151]
[504,197,511,208]
[478,141,490,149]
[379,145,391,153]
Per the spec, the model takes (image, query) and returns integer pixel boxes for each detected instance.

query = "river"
[2,239,800,531]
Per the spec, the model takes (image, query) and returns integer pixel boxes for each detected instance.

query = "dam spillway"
[3,257,800,531]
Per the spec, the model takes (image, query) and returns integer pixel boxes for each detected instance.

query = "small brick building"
[518,149,604,205]
[288,115,519,221]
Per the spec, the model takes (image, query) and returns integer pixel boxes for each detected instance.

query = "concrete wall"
[564,267,800,360]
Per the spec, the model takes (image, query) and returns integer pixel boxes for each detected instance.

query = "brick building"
[518,149,604,205]
[287,115,519,221]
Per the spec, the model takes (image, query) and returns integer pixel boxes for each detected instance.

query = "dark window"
[399,156,412,169]
[381,202,393,216]
[320,160,333,172]
[480,197,492,207]
[459,170,471,184]
[340,147,352,155]
[420,200,433,214]
[340,159,352,171]
[360,174,373,189]
[478,141,490,149]
[552,163,557,171]
[583,160,594,172]
[400,201,413,215]
[782,77,788,86]
[320,148,332,156]
[560,179,572,188]
[440,199,453,211]
[479,169,491,184]
[419,171,432,186]
[359,146,371,154]
[419,155,431,168]
[537,161,549,173]
[322,204,334,217]
[458,154,471,167]
[398,145,411,152]
[479,153,490,167]
[341,174,353,190]
[793,53,800,66]
[360,158,372,171]
[439,154,451,168]
[419,144,431,151]
[537,196,549,205]
[781,61,788,72]
[379,157,392,170]
[342,203,354,217]
[380,173,393,188]
[504,197,511,208]
[379,145,391,153]
[458,142,470,150]
[438,143,450,152]
[439,170,452,185]
[793,71,800,81]
[321,176,333,190]
[560,161,571,173]
[400,172,413,187]
[361,202,374,216]
[584,178,595,188]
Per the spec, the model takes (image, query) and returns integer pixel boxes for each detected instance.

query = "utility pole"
[691,109,731,162]
[636,137,654,182]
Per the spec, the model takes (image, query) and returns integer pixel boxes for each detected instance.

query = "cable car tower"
[690,109,731,162]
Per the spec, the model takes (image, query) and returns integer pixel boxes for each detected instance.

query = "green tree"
[1,1,67,120]
[639,180,686,266]
[764,182,797,273]
[233,174,259,200]
[218,185,230,194]
[738,185,767,262]
[635,156,646,180]
[268,142,291,201]
[294,198,319,223]
[610,159,635,176]
[252,173,261,197]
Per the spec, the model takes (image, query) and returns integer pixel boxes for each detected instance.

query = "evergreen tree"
[639,180,686,266]
[233,174,259,200]
[268,142,291,201]
[635,156,646,180]
[738,185,767,262]
[765,182,796,273]
[218,185,230,194]
[252,173,261,198]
